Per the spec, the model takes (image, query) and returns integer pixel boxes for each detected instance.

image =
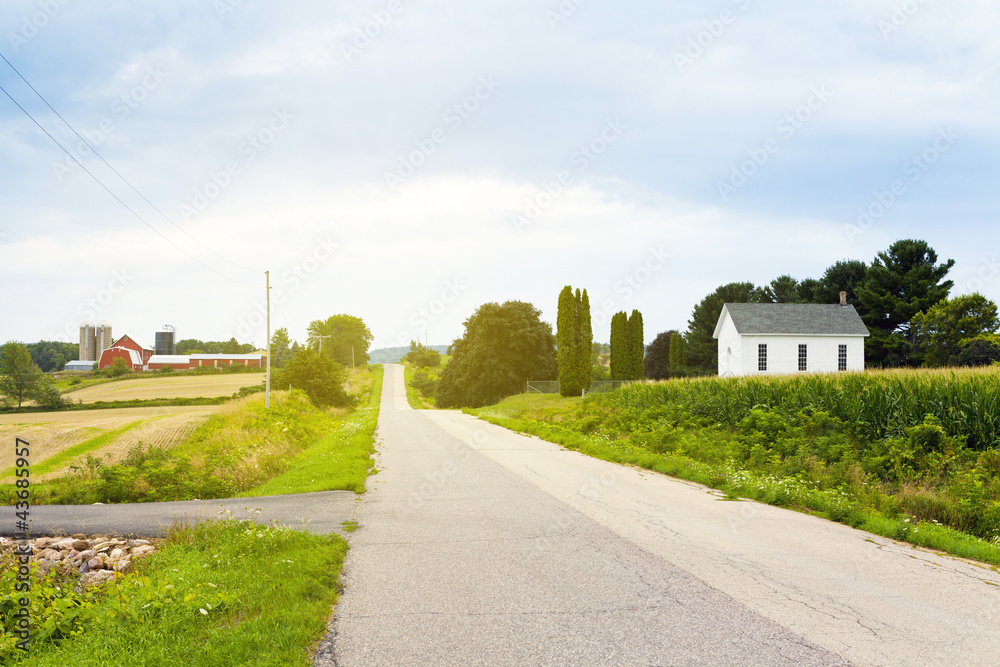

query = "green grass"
[2,519,347,666]
[469,390,1000,568]
[243,366,383,496]
[0,420,148,481]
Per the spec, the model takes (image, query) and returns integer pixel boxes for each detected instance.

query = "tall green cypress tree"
[668,332,686,377]
[610,311,627,381]
[579,289,593,391]
[557,286,578,397]
[628,310,644,380]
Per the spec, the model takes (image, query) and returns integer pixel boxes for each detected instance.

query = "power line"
[0,51,262,275]
[0,80,261,289]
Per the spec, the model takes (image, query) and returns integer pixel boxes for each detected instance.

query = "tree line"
[432,238,995,408]
[681,239,994,374]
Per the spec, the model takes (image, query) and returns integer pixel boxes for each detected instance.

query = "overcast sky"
[1,0,997,353]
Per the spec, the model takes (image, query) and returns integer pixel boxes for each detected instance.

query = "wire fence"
[526,380,627,396]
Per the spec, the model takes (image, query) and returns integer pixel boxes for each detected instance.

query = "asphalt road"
[3,491,358,538]
[315,365,1000,666]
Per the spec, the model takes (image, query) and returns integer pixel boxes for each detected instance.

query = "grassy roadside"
[2,368,380,505]
[244,365,383,496]
[469,392,1000,567]
[1,519,347,666]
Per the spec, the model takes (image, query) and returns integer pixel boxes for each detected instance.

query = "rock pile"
[0,535,159,590]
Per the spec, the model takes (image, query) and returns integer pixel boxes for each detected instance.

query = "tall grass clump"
[3,391,336,504]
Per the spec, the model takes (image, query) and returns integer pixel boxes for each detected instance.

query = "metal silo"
[79,321,97,361]
[96,321,114,358]
[155,325,176,356]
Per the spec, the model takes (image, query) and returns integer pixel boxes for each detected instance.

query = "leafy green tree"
[643,331,675,380]
[436,301,556,408]
[269,328,294,369]
[175,339,203,355]
[627,310,644,380]
[954,336,1000,367]
[912,294,999,367]
[766,275,801,303]
[307,314,374,366]
[668,332,687,376]
[685,282,770,374]
[277,347,350,407]
[403,340,441,368]
[109,357,131,378]
[795,278,822,303]
[33,375,66,409]
[859,239,955,366]
[815,259,869,313]
[610,312,628,381]
[0,342,43,407]
[28,341,79,372]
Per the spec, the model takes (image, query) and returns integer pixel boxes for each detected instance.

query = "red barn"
[98,346,145,371]
[98,335,153,370]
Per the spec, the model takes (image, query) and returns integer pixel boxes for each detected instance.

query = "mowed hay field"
[0,405,218,482]
[63,374,264,403]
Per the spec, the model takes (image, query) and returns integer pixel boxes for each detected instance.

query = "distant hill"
[369,345,449,364]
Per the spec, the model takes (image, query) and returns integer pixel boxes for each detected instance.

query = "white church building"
[712,300,869,377]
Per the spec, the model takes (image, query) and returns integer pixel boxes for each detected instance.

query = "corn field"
[608,367,1000,450]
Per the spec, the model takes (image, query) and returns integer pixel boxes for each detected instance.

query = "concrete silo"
[79,321,97,361]
[96,321,114,359]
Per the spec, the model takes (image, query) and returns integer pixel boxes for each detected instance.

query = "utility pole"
[265,270,271,409]
[311,335,331,353]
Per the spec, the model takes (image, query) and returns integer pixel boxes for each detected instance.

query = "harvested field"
[0,405,218,482]
[62,374,263,403]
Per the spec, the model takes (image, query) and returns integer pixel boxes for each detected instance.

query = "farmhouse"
[713,299,869,377]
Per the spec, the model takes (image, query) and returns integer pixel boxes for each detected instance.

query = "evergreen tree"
[858,239,955,366]
[668,332,687,376]
[269,328,293,368]
[557,286,580,397]
[685,282,770,374]
[610,312,628,381]
[627,310,644,380]
[578,289,593,393]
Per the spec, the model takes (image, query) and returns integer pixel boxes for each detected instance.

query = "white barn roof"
[190,354,263,360]
[713,303,871,339]
[147,355,190,365]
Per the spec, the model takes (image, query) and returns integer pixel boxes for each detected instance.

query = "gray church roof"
[715,303,871,337]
